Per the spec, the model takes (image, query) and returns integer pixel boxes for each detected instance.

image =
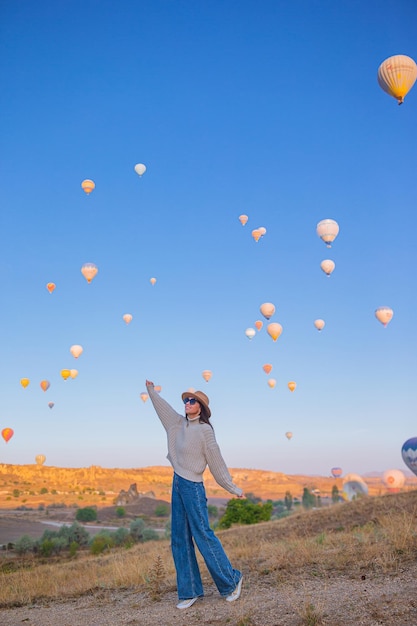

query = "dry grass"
[1,490,417,625]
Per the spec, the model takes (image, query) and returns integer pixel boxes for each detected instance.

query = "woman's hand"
[145,380,154,387]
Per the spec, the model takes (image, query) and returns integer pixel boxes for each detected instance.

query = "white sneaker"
[226,576,243,602]
[176,597,198,609]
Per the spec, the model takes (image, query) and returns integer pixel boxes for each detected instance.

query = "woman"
[145,380,244,609]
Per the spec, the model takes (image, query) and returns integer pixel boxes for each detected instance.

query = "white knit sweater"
[147,385,243,497]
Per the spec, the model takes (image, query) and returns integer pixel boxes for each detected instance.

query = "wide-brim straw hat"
[181,390,211,418]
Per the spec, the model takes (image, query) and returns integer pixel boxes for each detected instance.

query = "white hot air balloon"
[342,473,368,501]
[260,302,275,320]
[134,163,147,177]
[382,469,405,491]
[320,259,335,276]
[245,328,256,340]
[314,319,325,331]
[81,263,98,283]
[70,345,83,359]
[316,219,339,248]
[377,55,417,104]
[375,306,394,327]
[258,227,267,236]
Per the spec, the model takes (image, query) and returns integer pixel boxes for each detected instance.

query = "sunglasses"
[183,397,198,405]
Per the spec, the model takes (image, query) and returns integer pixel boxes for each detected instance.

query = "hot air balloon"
[331,467,343,478]
[20,378,30,389]
[48,401,55,409]
[81,263,98,283]
[377,54,417,104]
[382,469,405,491]
[262,364,272,375]
[40,380,50,392]
[251,229,262,243]
[154,385,162,393]
[239,214,248,226]
[123,314,133,324]
[1,428,14,443]
[134,163,147,177]
[401,437,417,477]
[267,322,283,342]
[375,306,394,327]
[260,303,275,320]
[320,259,335,276]
[245,328,256,340]
[35,454,46,466]
[60,369,71,380]
[267,378,276,388]
[69,369,78,379]
[254,320,263,331]
[46,282,56,294]
[202,370,212,383]
[342,473,368,501]
[150,277,157,285]
[288,381,296,392]
[285,432,293,440]
[81,179,95,195]
[314,319,325,331]
[258,227,267,236]
[140,392,149,402]
[316,219,339,248]
[70,344,83,359]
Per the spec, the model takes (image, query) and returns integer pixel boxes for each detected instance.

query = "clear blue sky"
[1,0,416,477]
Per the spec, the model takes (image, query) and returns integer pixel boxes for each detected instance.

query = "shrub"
[142,528,160,542]
[39,487,48,494]
[218,499,273,529]
[115,506,126,518]
[39,537,67,556]
[130,518,146,542]
[14,534,35,555]
[90,533,114,555]
[76,507,97,522]
[154,503,170,517]
[112,527,131,547]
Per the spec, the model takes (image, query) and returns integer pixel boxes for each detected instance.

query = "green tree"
[154,503,170,517]
[284,491,293,511]
[332,484,340,503]
[76,507,97,522]
[14,534,35,554]
[301,488,316,510]
[115,506,126,518]
[218,499,273,529]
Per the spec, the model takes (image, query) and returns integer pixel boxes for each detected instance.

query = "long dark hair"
[185,402,213,429]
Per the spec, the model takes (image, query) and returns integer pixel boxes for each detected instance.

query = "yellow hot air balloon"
[40,380,50,392]
[2,428,14,443]
[61,369,71,380]
[285,431,293,440]
[377,54,417,104]
[69,369,78,379]
[262,364,272,375]
[288,381,296,392]
[375,306,394,327]
[320,259,335,276]
[81,263,98,283]
[239,214,248,226]
[70,344,83,359]
[267,378,276,388]
[267,322,283,341]
[202,370,212,382]
[254,320,263,331]
[134,163,147,177]
[314,319,325,331]
[316,219,339,248]
[140,392,149,402]
[251,229,262,243]
[46,282,56,294]
[81,179,95,195]
[260,302,275,320]
[35,454,46,466]
[123,314,133,324]
[20,378,30,389]
[150,277,157,286]
[245,328,256,340]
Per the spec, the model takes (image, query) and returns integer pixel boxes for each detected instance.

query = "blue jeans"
[171,473,242,600]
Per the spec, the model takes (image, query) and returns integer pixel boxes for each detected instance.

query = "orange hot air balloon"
[320,259,335,276]
[202,370,212,382]
[314,319,325,331]
[260,302,275,320]
[267,322,283,341]
[140,392,149,403]
[81,263,98,283]
[123,314,133,324]
[288,381,296,392]
[254,320,263,331]
[40,380,50,392]
[375,306,394,327]
[285,431,293,440]
[2,428,14,443]
[150,277,157,285]
[154,385,162,393]
[70,344,83,359]
[20,378,30,389]
[251,229,262,242]
[69,369,78,379]
[60,369,71,380]
[267,378,276,388]
[46,282,56,294]
[262,364,273,375]
[81,179,95,195]
[239,214,248,226]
